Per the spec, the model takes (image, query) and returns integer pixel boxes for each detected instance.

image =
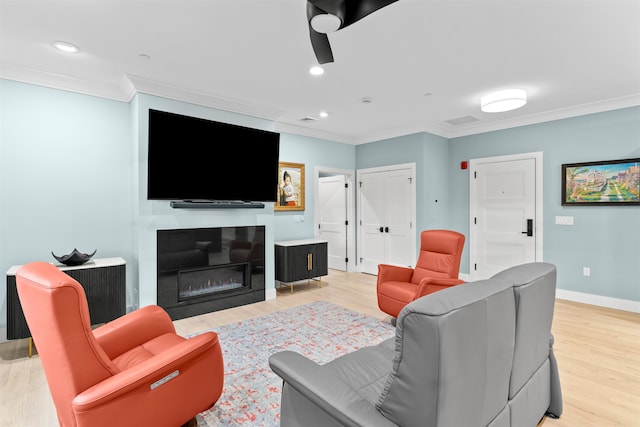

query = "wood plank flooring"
[1,270,638,427]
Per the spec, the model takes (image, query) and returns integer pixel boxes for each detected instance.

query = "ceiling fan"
[307,0,399,64]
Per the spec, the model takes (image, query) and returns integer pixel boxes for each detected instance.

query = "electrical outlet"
[583,267,591,277]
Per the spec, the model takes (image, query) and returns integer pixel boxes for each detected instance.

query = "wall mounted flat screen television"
[147,109,280,202]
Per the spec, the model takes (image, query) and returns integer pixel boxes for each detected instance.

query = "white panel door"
[383,168,415,267]
[318,175,348,271]
[358,165,415,275]
[359,171,388,275]
[470,156,538,280]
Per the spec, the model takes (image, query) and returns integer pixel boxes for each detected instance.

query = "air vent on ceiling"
[445,115,480,126]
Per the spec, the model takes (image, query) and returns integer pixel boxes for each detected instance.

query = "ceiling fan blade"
[307,2,335,64]
[309,28,334,64]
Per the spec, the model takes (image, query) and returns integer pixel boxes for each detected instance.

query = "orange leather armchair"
[377,229,466,319]
[16,262,224,427]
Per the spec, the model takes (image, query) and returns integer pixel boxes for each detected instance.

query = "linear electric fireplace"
[157,226,265,320]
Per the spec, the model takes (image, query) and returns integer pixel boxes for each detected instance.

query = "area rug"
[193,301,395,426]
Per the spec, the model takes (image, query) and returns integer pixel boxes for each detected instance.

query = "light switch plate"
[555,216,574,225]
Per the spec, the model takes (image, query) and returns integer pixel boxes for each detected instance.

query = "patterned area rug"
[194,301,395,426]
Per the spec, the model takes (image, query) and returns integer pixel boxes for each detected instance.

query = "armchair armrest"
[93,305,177,359]
[73,332,221,411]
[269,351,397,427]
[414,278,464,300]
[377,264,414,284]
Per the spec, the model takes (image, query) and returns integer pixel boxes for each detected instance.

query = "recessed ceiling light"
[52,41,79,53]
[480,89,527,113]
[319,111,329,118]
[309,65,325,76]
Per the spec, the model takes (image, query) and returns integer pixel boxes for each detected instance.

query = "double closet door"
[357,164,416,275]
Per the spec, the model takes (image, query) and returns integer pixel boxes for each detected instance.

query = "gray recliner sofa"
[269,262,562,427]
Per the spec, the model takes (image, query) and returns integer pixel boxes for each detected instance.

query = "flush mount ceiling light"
[480,89,527,113]
[319,111,329,118]
[52,40,80,53]
[310,13,342,33]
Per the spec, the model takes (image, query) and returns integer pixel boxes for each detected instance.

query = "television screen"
[147,109,280,202]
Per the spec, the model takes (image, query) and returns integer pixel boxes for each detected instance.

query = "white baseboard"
[265,287,277,301]
[556,289,640,313]
[459,272,638,313]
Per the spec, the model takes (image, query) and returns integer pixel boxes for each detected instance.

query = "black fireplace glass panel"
[157,226,265,315]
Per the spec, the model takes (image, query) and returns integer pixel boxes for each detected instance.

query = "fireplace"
[157,226,265,320]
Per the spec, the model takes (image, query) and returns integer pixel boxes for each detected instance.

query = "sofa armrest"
[269,351,397,427]
[377,264,414,285]
[93,305,177,359]
[414,278,465,299]
[73,332,221,411]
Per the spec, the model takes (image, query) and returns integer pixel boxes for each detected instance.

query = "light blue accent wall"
[0,80,134,337]
[448,107,640,301]
[356,132,452,253]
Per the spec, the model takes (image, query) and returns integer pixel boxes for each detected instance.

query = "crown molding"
[0,62,135,102]
[126,75,285,122]
[274,121,356,144]
[444,94,640,139]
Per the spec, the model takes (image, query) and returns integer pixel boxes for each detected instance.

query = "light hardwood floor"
[1,270,638,427]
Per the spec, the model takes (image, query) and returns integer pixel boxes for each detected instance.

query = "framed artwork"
[562,158,640,206]
[275,162,305,211]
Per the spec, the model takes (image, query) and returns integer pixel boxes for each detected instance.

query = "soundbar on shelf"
[170,200,265,209]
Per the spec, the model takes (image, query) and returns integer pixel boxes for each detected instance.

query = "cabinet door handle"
[385,227,389,233]
[307,253,312,270]
[379,226,384,232]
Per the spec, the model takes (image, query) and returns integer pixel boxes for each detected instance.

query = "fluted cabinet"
[275,239,328,292]
[7,257,126,340]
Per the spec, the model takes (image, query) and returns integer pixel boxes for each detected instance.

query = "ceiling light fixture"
[480,89,527,113]
[310,14,342,33]
[319,111,329,118]
[309,65,325,76]
[52,41,79,53]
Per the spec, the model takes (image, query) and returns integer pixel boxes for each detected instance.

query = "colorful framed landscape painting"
[562,158,640,206]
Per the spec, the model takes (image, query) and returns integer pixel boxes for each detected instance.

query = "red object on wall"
[461,161,468,170]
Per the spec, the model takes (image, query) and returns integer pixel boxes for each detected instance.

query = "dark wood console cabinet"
[6,257,126,340]
[275,239,328,292]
